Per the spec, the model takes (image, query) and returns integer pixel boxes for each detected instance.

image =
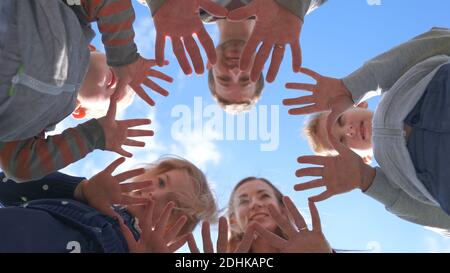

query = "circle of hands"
[88,0,376,253]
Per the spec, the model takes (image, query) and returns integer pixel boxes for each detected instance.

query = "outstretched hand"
[294,121,376,202]
[153,0,228,75]
[76,157,153,218]
[97,96,154,158]
[120,200,189,253]
[112,56,173,107]
[187,217,255,253]
[283,67,354,116]
[227,0,303,82]
[254,197,332,253]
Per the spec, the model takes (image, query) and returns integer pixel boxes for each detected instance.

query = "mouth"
[360,121,366,141]
[249,212,269,221]
[106,68,116,89]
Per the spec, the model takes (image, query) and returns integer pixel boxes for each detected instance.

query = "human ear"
[357,101,369,109]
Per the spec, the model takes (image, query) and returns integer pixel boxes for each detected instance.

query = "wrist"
[360,165,375,192]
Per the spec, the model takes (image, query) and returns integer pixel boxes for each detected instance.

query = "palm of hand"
[281,232,331,253]
[253,1,301,43]
[154,1,203,36]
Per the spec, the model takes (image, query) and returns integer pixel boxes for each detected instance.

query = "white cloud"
[423,235,450,253]
[367,0,382,6]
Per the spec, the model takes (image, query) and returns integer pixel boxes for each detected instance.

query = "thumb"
[106,95,118,120]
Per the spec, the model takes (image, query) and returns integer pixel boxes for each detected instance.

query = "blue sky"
[55,0,450,252]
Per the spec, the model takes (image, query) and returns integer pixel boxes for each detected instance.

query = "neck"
[217,19,255,45]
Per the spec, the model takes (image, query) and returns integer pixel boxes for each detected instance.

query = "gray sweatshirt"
[342,28,450,232]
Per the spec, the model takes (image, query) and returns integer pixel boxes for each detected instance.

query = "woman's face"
[232,180,283,233]
[127,168,192,227]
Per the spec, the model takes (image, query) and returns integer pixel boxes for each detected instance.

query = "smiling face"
[317,104,374,153]
[211,39,258,104]
[232,179,283,233]
[128,168,193,225]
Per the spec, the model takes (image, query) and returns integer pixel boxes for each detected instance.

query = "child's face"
[319,105,374,152]
[128,169,192,227]
[233,180,283,234]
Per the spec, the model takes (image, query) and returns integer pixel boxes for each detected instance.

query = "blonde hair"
[144,156,218,235]
[304,112,336,155]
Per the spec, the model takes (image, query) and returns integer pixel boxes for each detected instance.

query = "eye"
[261,193,270,199]
[239,76,250,82]
[238,199,249,205]
[158,178,165,189]
[338,115,344,127]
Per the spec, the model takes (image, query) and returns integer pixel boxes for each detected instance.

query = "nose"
[249,198,263,209]
[230,67,240,76]
[345,124,356,138]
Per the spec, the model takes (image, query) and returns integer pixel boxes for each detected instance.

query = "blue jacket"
[0,172,140,253]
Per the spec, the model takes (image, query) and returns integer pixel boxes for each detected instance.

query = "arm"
[343,27,450,104]
[0,119,105,183]
[81,0,139,66]
[0,172,85,206]
[145,0,166,16]
[365,167,450,232]
[275,0,327,21]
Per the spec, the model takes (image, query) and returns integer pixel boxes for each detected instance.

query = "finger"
[235,225,255,253]
[104,157,126,174]
[282,196,308,231]
[118,219,140,251]
[127,129,154,137]
[308,201,323,233]
[147,69,173,83]
[120,181,152,192]
[120,194,150,206]
[116,147,133,158]
[155,201,175,232]
[251,41,272,82]
[268,204,297,239]
[172,38,192,75]
[299,67,322,80]
[295,167,323,177]
[282,96,314,106]
[197,27,217,65]
[143,78,170,97]
[132,85,155,106]
[253,223,287,249]
[168,233,190,253]
[155,33,166,67]
[183,36,204,75]
[199,0,229,17]
[99,204,121,219]
[309,191,334,203]
[290,41,302,72]
[114,168,146,182]
[187,233,200,253]
[285,83,315,91]
[164,215,188,243]
[217,217,228,253]
[124,139,145,147]
[266,45,285,83]
[297,155,326,166]
[118,119,151,128]
[106,95,118,119]
[143,200,155,231]
[294,179,325,191]
[287,105,321,115]
[227,1,257,21]
[240,34,261,72]
[112,79,128,102]
[201,221,214,253]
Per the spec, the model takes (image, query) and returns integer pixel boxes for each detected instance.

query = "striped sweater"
[69,0,140,66]
[0,119,106,183]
